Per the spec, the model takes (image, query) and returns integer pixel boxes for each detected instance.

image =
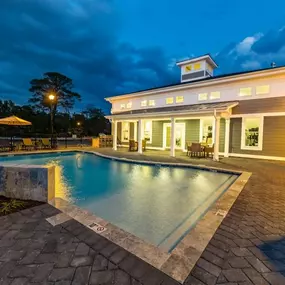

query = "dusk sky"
[1,0,285,113]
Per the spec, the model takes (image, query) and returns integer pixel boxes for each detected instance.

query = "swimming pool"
[0,151,238,251]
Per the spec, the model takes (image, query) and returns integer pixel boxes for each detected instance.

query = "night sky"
[1,0,285,113]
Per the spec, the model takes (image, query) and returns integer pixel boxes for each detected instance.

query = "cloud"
[0,0,178,112]
[241,60,262,70]
[215,27,285,73]
[234,33,263,55]
[1,0,285,113]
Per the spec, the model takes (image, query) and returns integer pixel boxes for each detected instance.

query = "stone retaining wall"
[0,164,55,202]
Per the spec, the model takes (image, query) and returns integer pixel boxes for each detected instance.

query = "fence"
[0,136,93,149]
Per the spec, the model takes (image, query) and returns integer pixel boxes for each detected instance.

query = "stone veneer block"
[0,164,55,202]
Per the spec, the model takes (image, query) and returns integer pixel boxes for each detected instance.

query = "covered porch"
[107,101,238,161]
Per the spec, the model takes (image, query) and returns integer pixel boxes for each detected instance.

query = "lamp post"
[77,122,83,144]
[48,94,55,148]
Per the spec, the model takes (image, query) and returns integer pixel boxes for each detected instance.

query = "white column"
[112,120,117,151]
[213,117,220,161]
[138,119,143,154]
[170,117,176,157]
[134,121,138,141]
[224,118,230,157]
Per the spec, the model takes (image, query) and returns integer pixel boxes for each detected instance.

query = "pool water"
[0,152,237,251]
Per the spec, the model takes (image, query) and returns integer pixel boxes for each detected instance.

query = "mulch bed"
[0,195,44,216]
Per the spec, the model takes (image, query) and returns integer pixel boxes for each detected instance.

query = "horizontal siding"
[219,118,225,152]
[117,122,122,141]
[130,122,134,140]
[232,97,285,114]
[185,119,200,146]
[151,120,166,148]
[229,116,285,157]
[176,119,200,150]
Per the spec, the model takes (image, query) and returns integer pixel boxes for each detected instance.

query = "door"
[163,123,185,150]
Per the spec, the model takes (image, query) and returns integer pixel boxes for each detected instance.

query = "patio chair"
[41,138,52,149]
[186,141,192,156]
[0,139,14,152]
[205,144,214,157]
[21,138,36,151]
[189,143,205,158]
[129,139,138,151]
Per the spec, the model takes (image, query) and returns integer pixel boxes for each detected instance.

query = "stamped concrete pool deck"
[1,148,285,284]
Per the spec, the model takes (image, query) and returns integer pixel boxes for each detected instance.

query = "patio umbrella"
[0,115,32,126]
[0,116,32,148]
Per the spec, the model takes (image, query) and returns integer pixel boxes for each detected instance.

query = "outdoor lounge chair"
[189,142,205,158]
[21,138,36,150]
[129,139,138,151]
[41,138,52,149]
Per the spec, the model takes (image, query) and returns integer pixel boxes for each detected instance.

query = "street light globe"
[77,122,81,126]
[48,94,55,101]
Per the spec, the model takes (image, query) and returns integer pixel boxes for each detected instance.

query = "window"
[184,65,192,72]
[126,102,132,108]
[241,117,263,150]
[148,100,155,106]
[198,93,208,101]
[210,91,220,100]
[120,104,125,109]
[141,100,147,107]
[200,118,214,145]
[239,87,252,96]
[166,97,174,104]
[194,62,201,70]
[176,96,184,103]
[121,122,130,142]
[256,85,270,95]
[143,120,152,144]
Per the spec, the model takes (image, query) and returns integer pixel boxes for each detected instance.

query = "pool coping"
[0,149,251,283]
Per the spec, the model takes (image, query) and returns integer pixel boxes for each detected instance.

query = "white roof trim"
[176,55,218,68]
[106,103,238,120]
[105,67,285,102]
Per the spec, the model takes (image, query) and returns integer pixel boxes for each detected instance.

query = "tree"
[29,72,81,112]
[82,105,110,136]
[28,72,81,133]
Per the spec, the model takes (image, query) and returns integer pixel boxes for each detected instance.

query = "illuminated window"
[166,97,174,104]
[241,117,263,150]
[176,96,184,103]
[184,65,192,72]
[141,100,147,107]
[210,91,221,99]
[120,104,125,109]
[143,120,152,144]
[126,102,132,108]
[256,85,270,95]
[198,93,208,101]
[239,87,252,96]
[148,100,155,106]
[121,122,130,142]
[194,62,201,70]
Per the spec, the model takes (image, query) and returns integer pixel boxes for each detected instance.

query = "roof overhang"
[105,67,285,102]
[176,54,218,68]
[106,102,238,121]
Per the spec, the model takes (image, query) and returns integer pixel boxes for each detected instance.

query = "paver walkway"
[1,149,285,284]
